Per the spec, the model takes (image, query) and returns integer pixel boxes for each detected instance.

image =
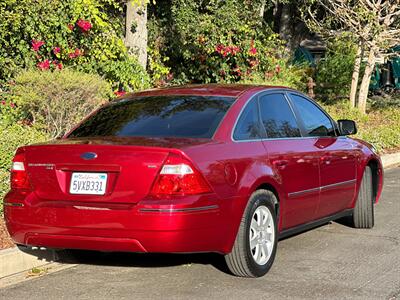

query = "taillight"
[150,153,211,196]
[11,148,30,189]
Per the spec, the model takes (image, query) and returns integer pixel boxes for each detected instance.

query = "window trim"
[69,95,236,140]
[257,91,304,140]
[231,89,345,143]
[286,92,340,138]
[231,89,305,142]
[232,94,266,141]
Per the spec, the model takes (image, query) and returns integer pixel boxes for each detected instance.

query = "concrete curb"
[0,262,76,289]
[0,246,57,279]
[381,152,400,169]
[0,152,398,281]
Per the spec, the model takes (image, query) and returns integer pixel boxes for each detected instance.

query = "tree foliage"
[301,0,400,113]
[315,36,357,98]
[148,0,307,88]
[0,0,149,91]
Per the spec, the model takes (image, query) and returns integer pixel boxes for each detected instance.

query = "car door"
[259,92,320,229]
[288,93,357,218]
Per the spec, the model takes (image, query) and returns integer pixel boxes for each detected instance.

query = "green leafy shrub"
[0,0,149,91]
[94,57,151,91]
[322,101,400,153]
[370,94,400,109]
[10,69,112,138]
[147,47,171,87]
[0,96,21,126]
[0,123,49,215]
[315,37,357,98]
[148,0,307,89]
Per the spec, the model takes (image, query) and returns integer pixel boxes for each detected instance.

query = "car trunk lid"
[23,137,213,204]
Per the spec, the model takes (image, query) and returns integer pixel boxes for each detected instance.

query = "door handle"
[320,155,332,164]
[273,160,289,168]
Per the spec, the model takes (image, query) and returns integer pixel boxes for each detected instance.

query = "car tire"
[225,189,278,277]
[353,166,374,228]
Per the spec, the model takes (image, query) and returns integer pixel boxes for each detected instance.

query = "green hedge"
[10,69,112,138]
[315,37,357,97]
[322,101,400,152]
[0,123,49,214]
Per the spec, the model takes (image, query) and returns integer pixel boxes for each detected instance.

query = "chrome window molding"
[230,89,267,142]
[286,91,339,138]
[231,88,346,143]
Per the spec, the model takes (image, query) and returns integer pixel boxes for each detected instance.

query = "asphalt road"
[1,167,399,300]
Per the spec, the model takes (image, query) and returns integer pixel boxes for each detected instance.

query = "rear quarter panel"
[184,140,283,253]
[349,138,384,206]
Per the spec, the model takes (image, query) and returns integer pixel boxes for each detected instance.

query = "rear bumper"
[4,192,232,254]
[23,233,147,252]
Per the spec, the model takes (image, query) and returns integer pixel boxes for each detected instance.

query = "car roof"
[117,84,293,99]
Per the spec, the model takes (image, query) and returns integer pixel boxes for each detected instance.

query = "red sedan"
[4,84,383,277]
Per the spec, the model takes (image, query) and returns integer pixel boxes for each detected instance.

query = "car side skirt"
[279,209,353,240]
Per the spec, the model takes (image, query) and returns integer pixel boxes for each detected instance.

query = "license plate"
[69,172,107,195]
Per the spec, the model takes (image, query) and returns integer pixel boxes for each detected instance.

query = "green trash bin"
[389,45,400,89]
[390,57,400,89]
[293,47,316,67]
[369,65,381,91]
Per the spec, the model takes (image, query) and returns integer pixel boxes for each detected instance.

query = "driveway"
[1,167,399,300]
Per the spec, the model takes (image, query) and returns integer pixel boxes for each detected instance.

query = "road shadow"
[334,215,354,227]
[19,217,358,276]
[278,216,355,242]
[56,249,231,275]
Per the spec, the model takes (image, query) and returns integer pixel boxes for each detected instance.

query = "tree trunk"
[277,3,310,53]
[125,1,148,69]
[259,0,265,18]
[350,41,363,108]
[273,1,282,33]
[357,47,376,114]
[279,4,292,49]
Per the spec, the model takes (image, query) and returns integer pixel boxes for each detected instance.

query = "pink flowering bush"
[37,59,50,70]
[31,40,45,52]
[149,0,307,88]
[0,1,149,91]
[0,96,19,126]
[28,18,92,72]
[114,90,126,97]
[76,19,92,32]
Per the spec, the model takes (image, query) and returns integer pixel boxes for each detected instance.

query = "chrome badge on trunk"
[80,152,98,160]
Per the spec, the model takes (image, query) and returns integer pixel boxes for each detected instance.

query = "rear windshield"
[68,95,235,139]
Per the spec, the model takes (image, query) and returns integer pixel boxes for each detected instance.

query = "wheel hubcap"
[249,205,275,265]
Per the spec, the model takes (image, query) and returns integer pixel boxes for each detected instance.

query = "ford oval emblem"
[80,152,98,160]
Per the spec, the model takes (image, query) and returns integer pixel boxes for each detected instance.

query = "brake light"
[11,148,30,189]
[150,153,211,196]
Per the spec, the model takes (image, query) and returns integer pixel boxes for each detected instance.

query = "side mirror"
[337,119,357,135]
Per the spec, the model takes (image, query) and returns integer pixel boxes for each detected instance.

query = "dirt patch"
[0,218,15,250]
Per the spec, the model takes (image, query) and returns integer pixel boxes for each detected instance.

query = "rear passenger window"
[233,99,262,140]
[259,94,301,138]
[290,94,335,137]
